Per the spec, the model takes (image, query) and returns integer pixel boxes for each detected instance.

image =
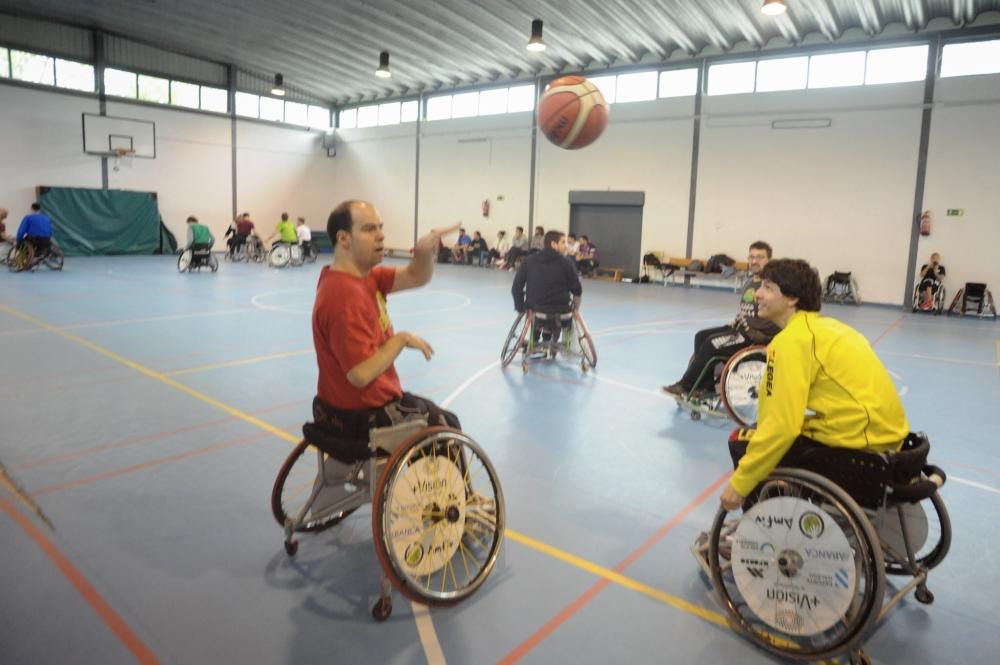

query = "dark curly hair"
[761,258,822,312]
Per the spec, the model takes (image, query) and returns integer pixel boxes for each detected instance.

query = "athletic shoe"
[661,382,686,396]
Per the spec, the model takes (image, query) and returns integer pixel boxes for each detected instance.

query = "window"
[284,101,308,125]
[707,61,756,95]
[11,50,54,85]
[137,74,169,103]
[615,71,657,103]
[0,47,8,78]
[308,105,331,129]
[234,91,259,117]
[201,86,228,113]
[171,80,200,108]
[940,39,1000,78]
[507,85,535,112]
[55,59,95,92]
[658,68,697,98]
[478,88,508,115]
[259,96,284,122]
[378,101,400,125]
[339,108,357,128]
[426,95,452,120]
[400,100,419,122]
[755,56,808,92]
[808,51,866,88]
[356,104,379,127]
[451,91,478,118]
[865,45,927,85]
[104,68,137,98]
[588,75,617,103]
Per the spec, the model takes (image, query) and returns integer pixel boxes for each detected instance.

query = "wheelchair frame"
[823,272,863,306]
[268,242,304,268]
[691,452,950,664]
[271,419,506,621]
[671,345,768,428]
[177,247,218,272]
[6,240,64,273]
[500,309,597,373]
[911,280,946,314]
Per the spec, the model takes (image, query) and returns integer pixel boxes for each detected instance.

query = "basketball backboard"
[82,113,157,158]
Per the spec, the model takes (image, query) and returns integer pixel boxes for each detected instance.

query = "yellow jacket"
[730,310,909,496]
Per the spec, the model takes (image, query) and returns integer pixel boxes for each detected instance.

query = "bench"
[594,267,625,282]
[667,257,749,291]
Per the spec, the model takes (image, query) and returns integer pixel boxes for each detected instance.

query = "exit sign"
[946,209,964,216]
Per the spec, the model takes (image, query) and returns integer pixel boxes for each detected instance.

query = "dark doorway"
[568,191,644,279]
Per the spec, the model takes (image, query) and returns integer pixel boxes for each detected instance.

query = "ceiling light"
[270,73,285,96]
[375,51,391,78]
[527,19,546,52]
[761,0,787,16]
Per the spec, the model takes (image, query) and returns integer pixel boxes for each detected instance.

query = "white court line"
[0,307,257,337]
[950,475,1000,495]
[249,288,472,317]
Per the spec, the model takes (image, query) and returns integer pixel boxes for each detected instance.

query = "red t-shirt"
[313,265,403,410]
[236,220,254,236]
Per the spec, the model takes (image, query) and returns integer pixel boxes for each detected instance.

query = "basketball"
[538,76,609,150]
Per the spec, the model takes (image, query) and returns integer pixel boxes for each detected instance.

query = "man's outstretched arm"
[392,223,460,293]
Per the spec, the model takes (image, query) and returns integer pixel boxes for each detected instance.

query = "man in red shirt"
[307,200,459,460]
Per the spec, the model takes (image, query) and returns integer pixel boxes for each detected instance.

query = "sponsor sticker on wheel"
[731,496,856,635]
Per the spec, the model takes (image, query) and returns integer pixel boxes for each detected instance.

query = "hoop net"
[111,148,135,172]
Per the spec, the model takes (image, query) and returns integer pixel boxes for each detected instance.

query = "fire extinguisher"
[919,210,931,236]
[482,199,491,218]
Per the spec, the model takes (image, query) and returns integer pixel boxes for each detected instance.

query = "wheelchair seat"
[302,422,374,464]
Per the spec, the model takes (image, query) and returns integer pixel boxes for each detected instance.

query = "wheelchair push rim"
[177,250,192,272]
[719,345,767,428]
[271,440,359,533]
[372,427,505,606]
[573,312,597,369]
[881,490,950,575]
[8,243,34,272]
[44,245,64,270]
[501,312,529,368]
[708,468,885,662]
[269,244,291,268]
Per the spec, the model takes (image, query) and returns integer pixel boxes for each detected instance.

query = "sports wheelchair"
[911,279,946,314]
[271,417,505,621]
[824,271,862,306]
[671,345,767,428]
[177,245,218,272]
[268,241,304,268]
[227,234,268,263]
[500,308,597,373]
[6,239,64,273]
[692,433,950,664]
[947,282,997,320]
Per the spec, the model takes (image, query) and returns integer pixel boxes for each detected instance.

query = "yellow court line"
[0,304,299,446]
[996,339,1000,366]
[164,349,312,376]
[504,528,729,628]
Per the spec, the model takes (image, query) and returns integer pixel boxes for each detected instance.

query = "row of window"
[0,47,332,129]
[338,38,1000,128]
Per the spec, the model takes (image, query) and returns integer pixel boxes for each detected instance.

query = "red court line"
[871,313,907,347]
[496,471,732,665]
[0,499,161,665]
[31,424,296,497]
[14,400,303,471]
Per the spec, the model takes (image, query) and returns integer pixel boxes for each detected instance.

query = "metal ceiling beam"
[604,0,670,60]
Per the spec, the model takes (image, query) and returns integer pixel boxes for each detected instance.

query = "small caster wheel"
[284,539,298,556]
[915,586,934,604]
[372,597,392,621]
[690,411,701,421]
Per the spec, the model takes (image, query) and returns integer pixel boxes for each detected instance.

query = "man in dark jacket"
[512,230,583,343]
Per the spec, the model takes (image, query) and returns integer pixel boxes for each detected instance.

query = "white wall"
[696,84,924,304]
[921,76,1000,295]
[0,85,101,218]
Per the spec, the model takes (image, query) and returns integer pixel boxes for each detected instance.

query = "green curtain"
[39,188,166,256]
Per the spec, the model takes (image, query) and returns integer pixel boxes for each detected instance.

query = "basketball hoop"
[111,148,135,172]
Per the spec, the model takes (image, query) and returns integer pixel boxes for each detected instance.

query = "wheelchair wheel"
[880,491,950,575]
[372,427,505,606]
[177,250,193,272]
[271,441,358,533]
[574,313,597,370]
[501,312,530,368]
[304,244,318,263]
[719,345,767,428]
[8,244,34,273]
[0,241,11,265]
[44,244,64,271]
[708,468,884,662]
[269,244,291,268]
[289,244,304,266]
[208,253,219,272]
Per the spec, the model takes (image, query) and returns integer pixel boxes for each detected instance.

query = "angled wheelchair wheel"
[177,250,193,272]
[44,244,64,271]
[304,244,319,263]
[289,244,304,266]
[8,244,33,272]
[719,345,767,428]
[271,441,359,533]
[708,468,884,662]
[501,312,530,368]
[0,241,12,265]
[880,491,950,575]
[269,244,291,268]
[372,427,505,606]
[574,312,597,370]
[208,253,219,272]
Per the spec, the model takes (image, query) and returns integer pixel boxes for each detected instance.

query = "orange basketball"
[538,76,609,150]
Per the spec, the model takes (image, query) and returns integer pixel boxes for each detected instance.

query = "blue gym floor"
[1,256,997,665]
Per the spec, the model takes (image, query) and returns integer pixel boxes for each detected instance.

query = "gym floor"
[1,256,997,665]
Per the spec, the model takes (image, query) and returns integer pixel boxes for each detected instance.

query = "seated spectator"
[452,227,472,263]
[469,231,490,266]
[490,230,510,267]
[529,226,545,254]
[504,226,529,269]
[917,252,946,310]
[576,235,598,276]
[565,233,579,258]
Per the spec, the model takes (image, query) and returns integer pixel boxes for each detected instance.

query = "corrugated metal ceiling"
[1,1,999,104]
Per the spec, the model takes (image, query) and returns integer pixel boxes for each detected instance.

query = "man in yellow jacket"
[721,258,909,511]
